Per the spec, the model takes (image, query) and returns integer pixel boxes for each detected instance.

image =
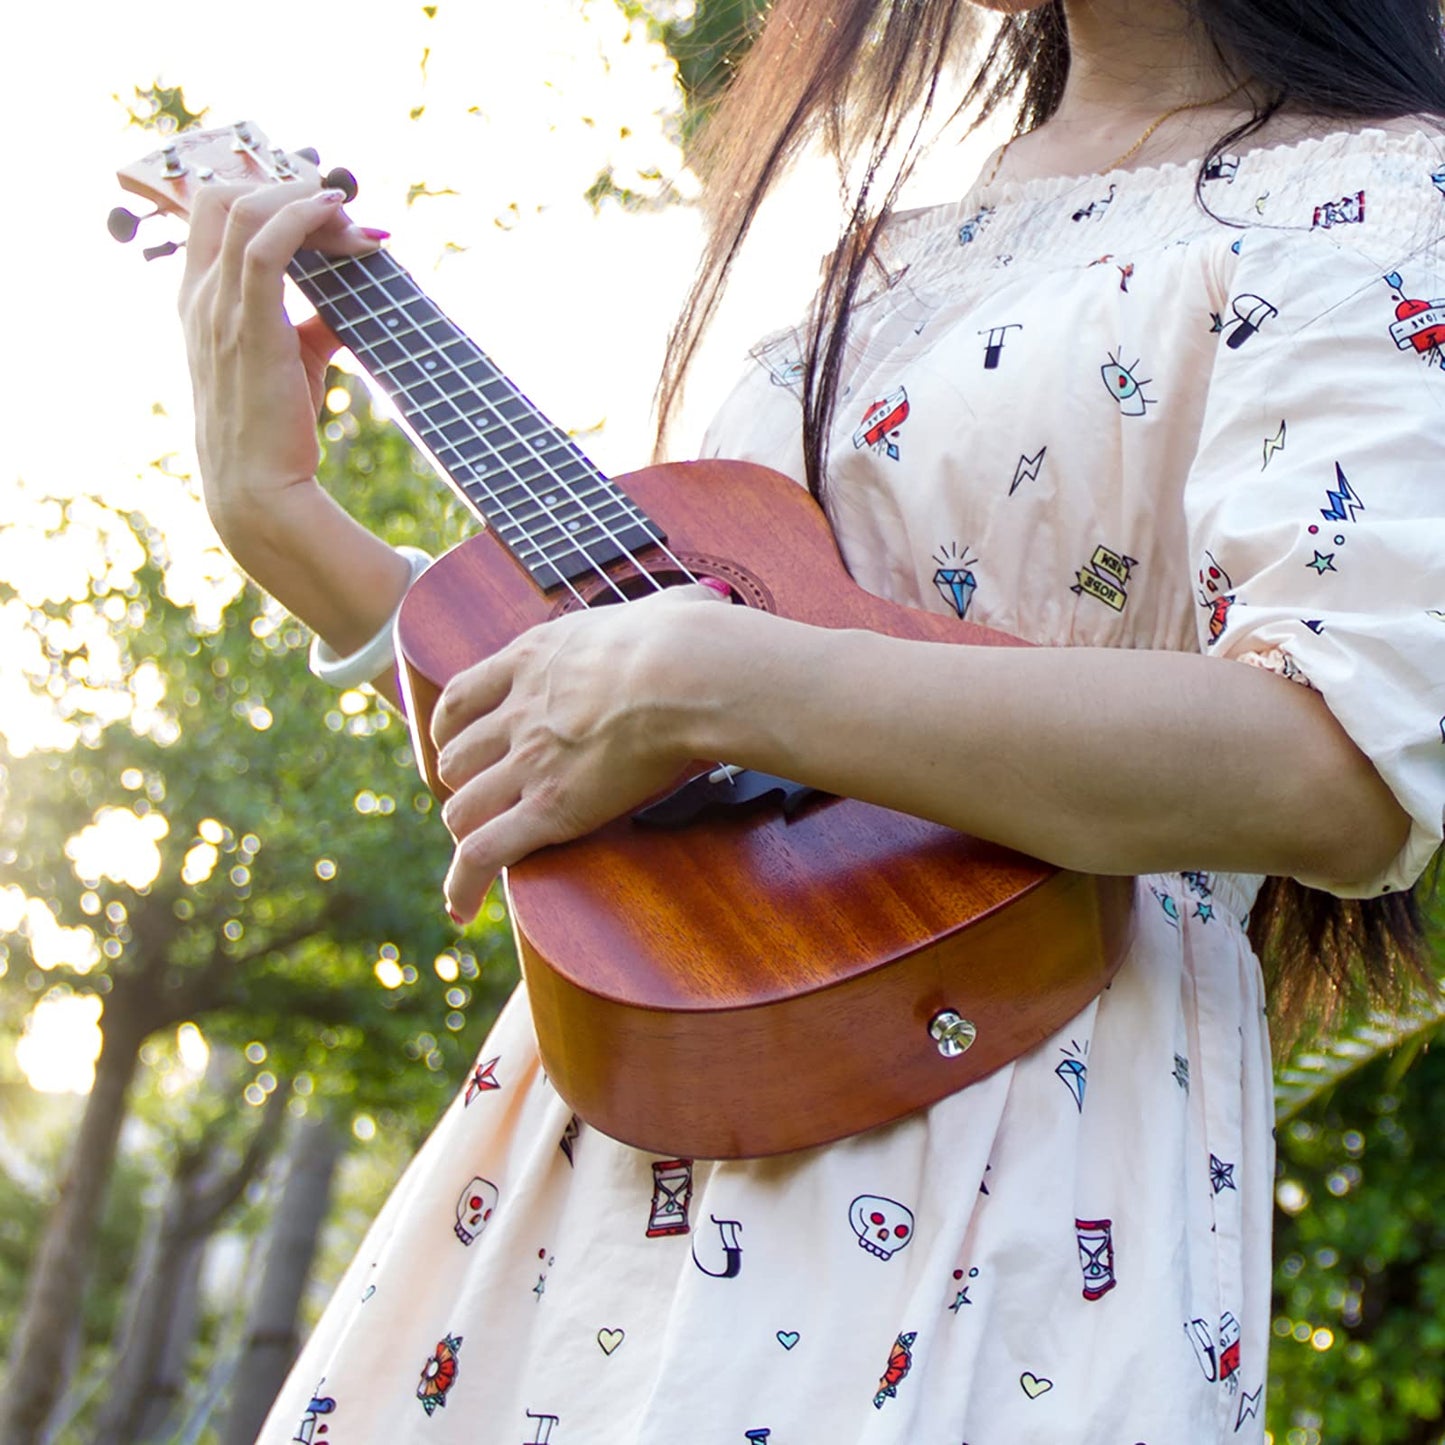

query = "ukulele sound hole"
[556,557,767,614]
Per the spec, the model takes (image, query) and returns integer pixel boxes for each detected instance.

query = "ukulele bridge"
[631,767,825,829]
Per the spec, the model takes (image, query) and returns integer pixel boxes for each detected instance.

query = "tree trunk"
[87,1184,195,1445]
[217,1115,345,1445]
[91,1077,288,1445]
[0,1008,143,1445]
[134,1235,205,1443]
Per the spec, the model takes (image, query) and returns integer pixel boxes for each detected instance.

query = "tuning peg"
[143,240,185,262]
[296,147,320,166]
[107,206,158,243]
[323,166,358,202]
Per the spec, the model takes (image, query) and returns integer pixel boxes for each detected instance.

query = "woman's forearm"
[662,609,1410,889]
[216,480,412,708]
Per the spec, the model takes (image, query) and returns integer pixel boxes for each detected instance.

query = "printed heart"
[1020,1372,1054,1399]
[776,1331,800,1350]
[597,1327,625,1356]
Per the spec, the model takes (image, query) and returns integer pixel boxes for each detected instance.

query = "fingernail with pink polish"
[448,906,465,926]
[359,227,391,241]
[697,576,733,599]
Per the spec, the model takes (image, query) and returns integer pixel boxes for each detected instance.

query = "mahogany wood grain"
[116,123,1134,1158]
[397,458,1135,1158]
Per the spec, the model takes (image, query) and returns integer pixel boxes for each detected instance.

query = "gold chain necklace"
[984,79,1249,188]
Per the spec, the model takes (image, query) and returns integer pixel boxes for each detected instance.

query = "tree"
[88,1065,288,1445]
[217,1113,348,1445]
[0,383,512,1443]
[1267,959,1445,1443]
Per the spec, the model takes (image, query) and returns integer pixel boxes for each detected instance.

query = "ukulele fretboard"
[289,247,663,592]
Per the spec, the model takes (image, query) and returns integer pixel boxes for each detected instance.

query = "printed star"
[1193,901,1215,923]
[1307,550,1337,575]
[533,1275,547,1300]
[950,1288,973,1313]
[1209,311,1225,333]
[1210,1154,1237,1193]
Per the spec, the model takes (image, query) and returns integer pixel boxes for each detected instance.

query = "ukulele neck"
[288,247,663,592]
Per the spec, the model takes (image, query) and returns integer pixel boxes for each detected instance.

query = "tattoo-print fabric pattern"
[255,127,1444,1445]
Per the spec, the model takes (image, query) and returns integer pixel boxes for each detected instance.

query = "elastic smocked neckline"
[885,123,1445,245]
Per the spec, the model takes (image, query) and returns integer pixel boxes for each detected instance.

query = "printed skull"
[849,1194,915,1261]
[455,1176,499,1246]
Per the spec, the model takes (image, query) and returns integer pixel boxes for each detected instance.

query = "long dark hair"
[659,0,1445,1043]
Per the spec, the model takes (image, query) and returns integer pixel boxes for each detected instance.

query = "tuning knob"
[107,206,150,243]
[296,147,320,166]
[323,166,358,202]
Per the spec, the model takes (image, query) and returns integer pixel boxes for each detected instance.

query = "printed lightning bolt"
[1235,1386,1264,1428]
[1262,420,1286,469]
[1321,462,1365,522]
[1010,447,1047,495]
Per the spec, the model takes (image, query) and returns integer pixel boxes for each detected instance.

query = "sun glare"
[15,993,105,1095]
[1,0,994,1103]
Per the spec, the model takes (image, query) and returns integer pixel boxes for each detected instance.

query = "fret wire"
[291,254,602,603]
[497,493,637,535]
[303,251,676,589]
[497,504,641,557]
[293,250,673,597]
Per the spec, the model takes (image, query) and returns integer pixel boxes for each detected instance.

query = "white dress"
[259,126,1445,1445]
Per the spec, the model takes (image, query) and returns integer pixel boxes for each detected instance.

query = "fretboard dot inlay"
[286,245,666,594]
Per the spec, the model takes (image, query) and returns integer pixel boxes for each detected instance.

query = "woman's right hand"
[177,171,379,549]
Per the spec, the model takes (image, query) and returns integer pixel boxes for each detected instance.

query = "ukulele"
[118,123,1134,1159]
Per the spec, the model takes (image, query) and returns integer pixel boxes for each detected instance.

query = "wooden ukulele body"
[397,457,1134,1158]
[114,124,1133,1159]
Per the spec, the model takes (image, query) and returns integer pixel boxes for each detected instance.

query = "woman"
[181,0,1445,1437]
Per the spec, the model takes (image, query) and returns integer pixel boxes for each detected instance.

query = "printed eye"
[1100,349,1154,416]
[1102,359,1142,402]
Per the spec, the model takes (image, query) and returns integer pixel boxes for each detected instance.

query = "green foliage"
[1270,1043,1445,1442]
[1275,995,1445,1125]
[121,82,208,135]
[620,0,770,141]
[0,375,515,1412]
[0,1093,148,1370]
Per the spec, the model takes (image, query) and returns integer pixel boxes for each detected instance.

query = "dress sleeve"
[1185,224,1445,898]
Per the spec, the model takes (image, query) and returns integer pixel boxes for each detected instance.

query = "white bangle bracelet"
[307,546,434,689]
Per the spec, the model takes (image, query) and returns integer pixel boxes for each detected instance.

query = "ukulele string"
[260,155,704,603]
[254,159,612,607]
[295,233,737,784]
[306,251,618,605]
[311,247,701,608]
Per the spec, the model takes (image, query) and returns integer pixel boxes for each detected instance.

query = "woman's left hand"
[430,581,732,923]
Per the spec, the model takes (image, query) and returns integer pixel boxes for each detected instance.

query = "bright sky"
[2,0,996,1094]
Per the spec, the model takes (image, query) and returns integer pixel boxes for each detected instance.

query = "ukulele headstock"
[111,122,351,256]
